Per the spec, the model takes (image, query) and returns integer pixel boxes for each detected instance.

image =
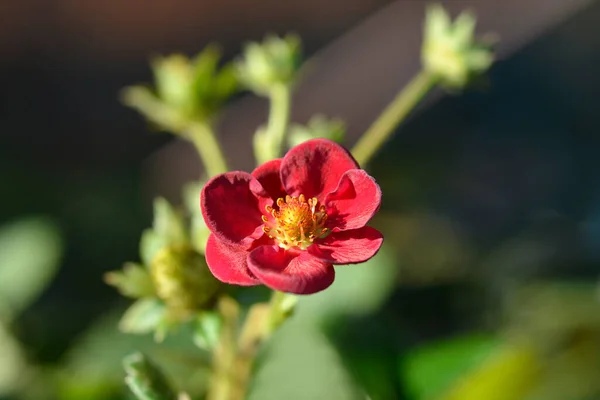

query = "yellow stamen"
[261,194,329,250]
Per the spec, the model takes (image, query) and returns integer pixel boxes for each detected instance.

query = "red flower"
[200,139,383,294]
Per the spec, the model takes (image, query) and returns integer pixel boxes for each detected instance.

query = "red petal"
[251,158,286,200]
[309,226,383,264]
[281,139,358,201]
[247,246,335,294]
[201,172,265,246]
[325,169,382,231]
[205,234,259,286]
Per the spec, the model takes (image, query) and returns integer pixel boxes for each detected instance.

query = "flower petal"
[309,226,383,264]
[201,171,265,246]
[247,246,335,294]
[325,169,382,231]
[251,158,286,200]
[205,234,259,286]
[281,138,358,201]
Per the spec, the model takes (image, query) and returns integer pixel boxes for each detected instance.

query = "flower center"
[262,194,329,250]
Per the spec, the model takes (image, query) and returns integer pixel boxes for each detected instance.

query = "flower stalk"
[254,83,292,164]
[351,70,437,166]
[185,123,229,178]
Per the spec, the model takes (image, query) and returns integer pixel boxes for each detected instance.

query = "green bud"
[422,4,495,89]
[288,115,346,148]
[122,47,237,131]
[152,54,197,114]
[150,245,220,316]
[236,34,301,94]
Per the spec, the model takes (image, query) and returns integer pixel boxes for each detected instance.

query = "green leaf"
[193,312,222,351]
[401,334,499,400]
[152,198,187,247]
[249,316,364,400]
[104,263,156,298]
[0,319,27,395]
[119,299,168,335]
[0,217,62,318]
[57,311,211,400]
[434,344,540,400]
[123,352,177,400]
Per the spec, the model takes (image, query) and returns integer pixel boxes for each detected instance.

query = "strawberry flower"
[200,139,383,294]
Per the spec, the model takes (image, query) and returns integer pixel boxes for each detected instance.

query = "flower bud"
[152,54,196,114]
[150,245,220,315]
[122,47,237,131]
[236,34,301,94]
[422,4,494,89]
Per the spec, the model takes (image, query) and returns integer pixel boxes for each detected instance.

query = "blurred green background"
[1,1,600,399]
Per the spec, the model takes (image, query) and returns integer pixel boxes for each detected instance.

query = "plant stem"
[255,84,291,164]
[206,291,297,400]
[351,70,437,166]
[267,290,297,333]
[206,297,240,400]
[185,123,229,178]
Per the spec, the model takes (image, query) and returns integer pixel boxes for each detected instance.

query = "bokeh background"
[2,0,600,399]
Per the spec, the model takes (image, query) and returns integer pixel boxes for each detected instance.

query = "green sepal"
[119,298,168,336]
[104,263,156,299]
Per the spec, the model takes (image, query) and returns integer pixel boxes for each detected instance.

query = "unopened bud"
[422,4,494,89]
[150,245,220,315]
[236,34,301,94]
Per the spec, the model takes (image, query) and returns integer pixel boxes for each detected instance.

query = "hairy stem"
[185,123,229,178]
[254,84,291,164]
[351,70,437,166]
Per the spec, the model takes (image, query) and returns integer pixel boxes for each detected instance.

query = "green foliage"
[119,299,168,337]
[0,217,63,397]
[57,311,210,400]
[0,318,28,396]
[401,334,499,400]
[249,316,364,400]
[0,217,62,319]
[123,352,177,400]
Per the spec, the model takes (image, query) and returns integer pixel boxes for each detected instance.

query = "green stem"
[267,290,297,333]
[206,291,297,400]
[185,123,229,178]
[351,70,437,166]
[255,84,291,164]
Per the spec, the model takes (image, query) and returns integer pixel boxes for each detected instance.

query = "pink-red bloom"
[200,139,383,294]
